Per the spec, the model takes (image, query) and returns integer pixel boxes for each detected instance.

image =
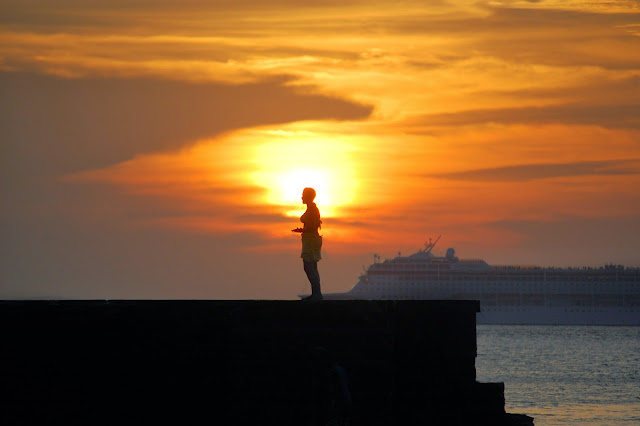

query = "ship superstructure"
[323,237,640,325]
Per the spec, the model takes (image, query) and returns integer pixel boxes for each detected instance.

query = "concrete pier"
[0,300,533,425]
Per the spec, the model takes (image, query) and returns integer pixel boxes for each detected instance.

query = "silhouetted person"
[292,187,323,301]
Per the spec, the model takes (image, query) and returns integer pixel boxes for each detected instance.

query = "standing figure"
[292,187,323,301]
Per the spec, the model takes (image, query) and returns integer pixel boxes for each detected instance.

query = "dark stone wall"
[0,300,532,425]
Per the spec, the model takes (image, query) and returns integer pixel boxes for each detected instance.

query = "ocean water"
[476,325,640,425]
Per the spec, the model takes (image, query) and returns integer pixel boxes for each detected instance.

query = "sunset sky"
[2,0,639,299]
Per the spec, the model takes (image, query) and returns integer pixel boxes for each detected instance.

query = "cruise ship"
[322,237,640,325]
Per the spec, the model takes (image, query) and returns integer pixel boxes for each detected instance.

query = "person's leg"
[303,261,322,299]
[311,262,321,296]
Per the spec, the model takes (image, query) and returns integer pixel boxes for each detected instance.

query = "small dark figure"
[309,346,352,426]
[292,187,323,301]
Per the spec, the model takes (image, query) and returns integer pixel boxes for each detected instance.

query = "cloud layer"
[1,72,372,176]
[428,159,640,182]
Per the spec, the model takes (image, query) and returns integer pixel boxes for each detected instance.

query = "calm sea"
[476,325,640,425]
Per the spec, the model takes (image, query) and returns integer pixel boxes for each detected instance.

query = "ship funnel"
[446,248,458,261]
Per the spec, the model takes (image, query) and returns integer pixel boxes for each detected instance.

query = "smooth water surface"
[476,325,640,425]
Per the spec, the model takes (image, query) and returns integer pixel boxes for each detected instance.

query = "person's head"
[302,187,316,204]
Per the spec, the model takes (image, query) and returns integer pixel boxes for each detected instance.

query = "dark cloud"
[471,7,640,70]
[0,0,364,9]
[477,76,640,105]
[383,6,640,69]
[382,5,639,34]
[0,72,372,178]
[327,212,409,229]
[427,159,640,182]
[0,0,371,31]
[402,76,640,132]
[439,6,634,33]
[233,213,292,224]
[409,103,640,129]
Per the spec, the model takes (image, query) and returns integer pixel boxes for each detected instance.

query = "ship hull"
[321,293,640,325]
[477,306,640,325]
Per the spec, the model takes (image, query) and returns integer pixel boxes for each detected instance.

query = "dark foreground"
[1,300,533,425]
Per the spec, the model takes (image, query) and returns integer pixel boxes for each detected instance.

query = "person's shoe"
[302,294,323,302]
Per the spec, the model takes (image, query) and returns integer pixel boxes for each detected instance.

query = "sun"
[279,169,329,206]
[248,128,359,217]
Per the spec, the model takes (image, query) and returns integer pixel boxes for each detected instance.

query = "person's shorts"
[301,233,322,262]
